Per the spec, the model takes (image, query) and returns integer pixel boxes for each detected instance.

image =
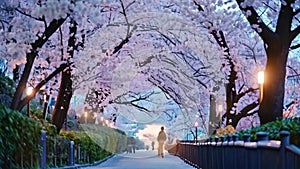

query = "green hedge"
[0,104,42,168]
[60,124,127,164]
[0,74,15,105]
[236,118,300,147]
[0,74,15,97]
[78,124,127,154]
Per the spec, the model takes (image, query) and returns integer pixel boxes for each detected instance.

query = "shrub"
[0,74,15,97]
[59,125,127,164]
[0,104,42,168]
[236,117,300,147]
[215,125,236,137]
[0,74,15,105]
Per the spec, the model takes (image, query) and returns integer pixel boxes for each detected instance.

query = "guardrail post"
[78,145,81,162]
[225,135,233,169]
[69,141,75,166]
[227,134,233,142]
[256,132,269,169]
[208,137,215,169]
[256,132,269,141]
[280,130,290,147]
[214,137,220,169]
[232,134,238,142]
[280,130,290,169]
[243,134,250,142]
[221,136,227,169]
[231,134,239,169]
[39,130,46,169]
[243,134,251,169]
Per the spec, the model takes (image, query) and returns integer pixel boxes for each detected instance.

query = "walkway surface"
[82,150,195,169]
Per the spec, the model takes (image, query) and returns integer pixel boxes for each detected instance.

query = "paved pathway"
[82,150,195,169]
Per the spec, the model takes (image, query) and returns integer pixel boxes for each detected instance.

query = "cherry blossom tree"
[5,1,68,111]
[162,0,266,131]
[72,2,223,137]
[1,0,111,132]
[177,0,300,129]
[234,0,300,124]
[4,0,299,138]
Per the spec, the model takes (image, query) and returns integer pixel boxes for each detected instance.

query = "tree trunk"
[10,52,36,110]
[16,63,70,111]
[13,65,20,82]
[51,70,73,133]
[51,20,77,133]
[10,18,66,111]
[234,0,296,125]
[258,42,289,124]
[208,94,218,135]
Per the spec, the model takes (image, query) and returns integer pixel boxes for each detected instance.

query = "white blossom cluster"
[1,0,299,139]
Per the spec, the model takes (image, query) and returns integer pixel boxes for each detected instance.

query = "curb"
[50,154,116,169]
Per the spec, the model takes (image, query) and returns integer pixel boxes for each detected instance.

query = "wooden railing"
[175,131,300,169]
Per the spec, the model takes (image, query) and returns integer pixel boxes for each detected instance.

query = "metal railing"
[175,131,300,169]
[39,131,82,169]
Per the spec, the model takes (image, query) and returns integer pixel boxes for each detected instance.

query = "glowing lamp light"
[218,104,223,113]
[26,87,33,96]
[258,71,264,84]
[194,121,199,127]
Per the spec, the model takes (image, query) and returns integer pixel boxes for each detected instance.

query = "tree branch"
[15,8,44,21]
[235,0,275,45]
[236,100,259,120]
[290,43,300,50]
[11,17,67,110]
[31,18,67,50]
[290,25,300,40]
[17,63,71,110]
[294,8,300,16]
[119,0,130,37]
[112,92,155,113]
[193,0,204,11]
[236,87,258,102]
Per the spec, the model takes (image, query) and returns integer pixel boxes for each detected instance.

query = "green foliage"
[45,136,70,167]
[0,74,15,106]
[78,124,127,153]
[59,124,127,164]
[236,118,300,147]
[0,104,42,168]
[29,106,57,137]
[0,74,15,97]
[60,130,110,164]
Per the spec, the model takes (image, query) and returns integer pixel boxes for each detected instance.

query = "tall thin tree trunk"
[51,70,73,133]
[10,53,36,110]
[258,43,289,124]
[13,65,20,82]
[208,94,218,135]
[51,20,77,133]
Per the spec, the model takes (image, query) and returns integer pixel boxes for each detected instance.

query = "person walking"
[151,141,155,150]
[157,126,167,158]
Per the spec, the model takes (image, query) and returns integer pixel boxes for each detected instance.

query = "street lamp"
[194,121,198,143]
[26,87,33,117]
[43,93,49,120]
[84,111,88,124]
[258,71,264,103]
[100,116,104,126]
[218,104,223,123]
